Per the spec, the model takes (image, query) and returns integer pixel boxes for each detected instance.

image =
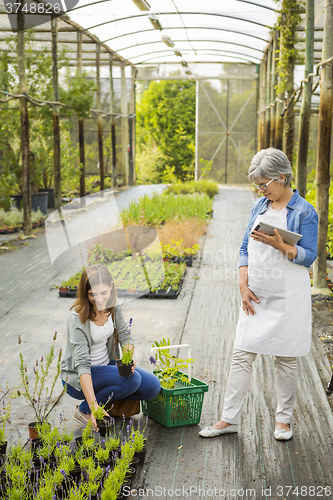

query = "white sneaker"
[199,424,238,437]
[274,426,293,441]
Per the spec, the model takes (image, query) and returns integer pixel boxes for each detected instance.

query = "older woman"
[199,148,318,441]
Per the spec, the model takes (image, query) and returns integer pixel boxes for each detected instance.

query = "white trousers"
[221,349,298,425]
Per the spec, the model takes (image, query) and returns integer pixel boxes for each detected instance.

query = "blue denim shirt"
[239,189,318,269]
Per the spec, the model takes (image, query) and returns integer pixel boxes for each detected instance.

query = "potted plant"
[130,418,148,465]
[18,332,64,439]
[116,319,134,378]
[0,386,16,457]
[91,402,112,437]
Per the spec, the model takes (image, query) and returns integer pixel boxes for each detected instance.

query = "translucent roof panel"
[68,0,278,68]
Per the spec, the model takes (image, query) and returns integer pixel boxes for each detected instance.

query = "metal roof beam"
[0,37,108,45]
[102,26,267,44]
[84,11,273,32]
[117,39,265,54]
[130,48,261,64]
[233,0,277,11]
[137,52,258,64]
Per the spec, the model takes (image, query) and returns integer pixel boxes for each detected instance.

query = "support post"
[128,66,136,186]
[121,61,129,185]
[313,0,333,291]
[262,53,268,148]
[258,59,265,150]
[96,44,105,192]
[52,16,61,210]
[255,67,259,152]
[17,4,31,235]
[270,32,278,147]
[283,4,296,165]
[225,79,229,184]
[275,31,284,150]
[195,79,199,179]
[265,45,272,148]
[109,53,116,189]
[296,0,314,198]
[77,32,85,201]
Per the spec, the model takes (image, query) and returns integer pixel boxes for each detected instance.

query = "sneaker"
[72,406,92,426]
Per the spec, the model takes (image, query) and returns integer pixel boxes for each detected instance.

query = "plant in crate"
[116,318,134,377]
[18,332,63,438]
[150,338,194,389]
[143,341,209,428]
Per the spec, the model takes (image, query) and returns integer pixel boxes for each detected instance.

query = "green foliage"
[162,240,200,259]
[0,208,45,228]
[151,338,194,389]
[150,262,185,292]
[62,73,97,119]
[164,180,218,198]
[136,80,196,181]
[274,0,304,95]
[135,143,169,184]
[0,31,72,202]
[121,192,213,226]
[306,182,333,258]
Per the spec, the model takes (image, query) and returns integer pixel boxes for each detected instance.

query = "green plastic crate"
[141,372,209,428]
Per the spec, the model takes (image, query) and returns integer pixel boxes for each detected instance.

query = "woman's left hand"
[131,359,136,374]
[250,228,284,250]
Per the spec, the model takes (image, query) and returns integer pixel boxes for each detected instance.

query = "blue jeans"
[62,361,161,414]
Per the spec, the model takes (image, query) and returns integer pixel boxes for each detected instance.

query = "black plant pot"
[96,416,113,437]
[0,442,7,457]
[129,457,140,470]
[116,360,134,378]
[134,446,147,466]
[30,438,43,456]
[125,466,136,481]
[70,464,81,484]
[54,475,74,499]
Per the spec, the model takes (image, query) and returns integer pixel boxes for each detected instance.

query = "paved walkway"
[0,186,332,500]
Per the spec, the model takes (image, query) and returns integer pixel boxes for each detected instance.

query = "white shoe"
[72,407,92,427]
[274,425,293,441]
[199,424,238,437]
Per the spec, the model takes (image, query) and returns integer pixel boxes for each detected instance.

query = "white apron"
[234,209,312,357]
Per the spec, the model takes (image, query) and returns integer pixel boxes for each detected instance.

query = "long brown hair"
[71,264,117,323]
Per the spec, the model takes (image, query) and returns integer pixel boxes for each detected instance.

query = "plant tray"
[58,290,78,298]
[141,372,208,428]
[0,227,19,234]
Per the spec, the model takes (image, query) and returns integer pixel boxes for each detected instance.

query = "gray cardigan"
[61,305,133,391]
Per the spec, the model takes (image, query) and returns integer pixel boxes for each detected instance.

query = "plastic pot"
[96,416,113,437]
[0,442,7,457]
[134,446,147,466]
[38,188,54,209]
[116,360,134,378]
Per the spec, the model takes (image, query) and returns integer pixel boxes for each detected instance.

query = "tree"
[136,80,196,181]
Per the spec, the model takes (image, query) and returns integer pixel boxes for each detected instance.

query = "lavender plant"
[18,332,63,424]
[120,317,133,365]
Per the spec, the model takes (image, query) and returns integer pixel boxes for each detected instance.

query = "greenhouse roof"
[0,0,327,78]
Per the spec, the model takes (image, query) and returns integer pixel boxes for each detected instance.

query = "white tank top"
[90,314,114,366]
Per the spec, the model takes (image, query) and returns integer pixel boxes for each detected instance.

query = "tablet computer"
[252,222,302,245]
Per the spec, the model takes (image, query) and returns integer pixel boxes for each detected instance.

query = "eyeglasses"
[252,179,275,191]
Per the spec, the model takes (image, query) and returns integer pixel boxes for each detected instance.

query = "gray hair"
[248,148,293,187]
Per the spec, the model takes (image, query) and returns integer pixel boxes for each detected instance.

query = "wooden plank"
[136,186,333,496]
